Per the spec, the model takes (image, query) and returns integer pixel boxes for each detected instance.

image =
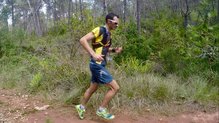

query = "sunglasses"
[110,20,118,25]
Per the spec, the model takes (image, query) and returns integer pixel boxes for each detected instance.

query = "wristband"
[111,48,116,53]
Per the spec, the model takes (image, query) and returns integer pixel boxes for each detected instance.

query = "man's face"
[108,16,119,30]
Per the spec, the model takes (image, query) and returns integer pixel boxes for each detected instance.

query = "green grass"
[0,55,32,89]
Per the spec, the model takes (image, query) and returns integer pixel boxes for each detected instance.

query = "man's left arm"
[109,47,123,54]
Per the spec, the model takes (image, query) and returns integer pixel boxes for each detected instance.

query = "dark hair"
[105,13,119,22]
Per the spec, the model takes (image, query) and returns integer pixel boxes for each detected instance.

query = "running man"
[75,13,122,120]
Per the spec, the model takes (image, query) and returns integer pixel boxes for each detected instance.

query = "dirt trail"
[0,89,218,123]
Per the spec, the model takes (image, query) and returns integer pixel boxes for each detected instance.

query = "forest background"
[0,0,218,114]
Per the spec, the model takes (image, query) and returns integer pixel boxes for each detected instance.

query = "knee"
[114,85,120,93]
[113,83,120,93]
[108,80,120,93]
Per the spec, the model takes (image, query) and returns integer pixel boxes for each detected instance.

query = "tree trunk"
[60,1,66,19]
[6,0,15,27]
[68,0,71,25]
[71,0,74,14]
[26,0,42,36]
[35,10,42,36]
[218,0,219,21]
[184,0,189,28]
[53,0,58,23]
[79,0,83,21]
[103,0,107,16]
[170,0,178,14]
[11,0,15,27]
[93,0,97,24]
[142,2,147,19]
[137,0,141,34]
[153,0,160,18]
[181,0,190,28]
[75,0,78,16]
[123,0,127,23]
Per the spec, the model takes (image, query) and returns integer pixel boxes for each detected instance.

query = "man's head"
[105,13,119,30]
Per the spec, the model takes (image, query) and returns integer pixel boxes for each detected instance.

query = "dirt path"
[0,89,218,123]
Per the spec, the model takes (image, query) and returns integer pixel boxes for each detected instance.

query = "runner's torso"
[91,26,111,66]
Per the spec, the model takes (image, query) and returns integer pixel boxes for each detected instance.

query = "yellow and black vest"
[91,26,111,65]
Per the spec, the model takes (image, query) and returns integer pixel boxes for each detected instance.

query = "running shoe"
[75,104,85,119]
[96,108,115,120]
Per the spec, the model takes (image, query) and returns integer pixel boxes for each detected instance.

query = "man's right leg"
[76,82,98,119]
[96,80,120,120]
[81,82,98,105]
[100,80,119,108]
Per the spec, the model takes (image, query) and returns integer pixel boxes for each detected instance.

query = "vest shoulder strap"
[92,26,107,48]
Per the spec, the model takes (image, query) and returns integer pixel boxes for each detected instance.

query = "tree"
[68,0,72,25]
[103,0,107,16]
[75,0,78,16]
[181,0,191,28]
[53,0,58,23]
[123,0,127,23]
[169,0,180,14]
[0,5,10,30]
[136,0,141,34]
[43,0,53,26]
[6,0,15,27]
[218,0,219,21]
[79,0,83,21]
[26,0,43,36]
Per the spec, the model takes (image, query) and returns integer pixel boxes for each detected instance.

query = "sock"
[80,104,85,110]
[98,107,105,111]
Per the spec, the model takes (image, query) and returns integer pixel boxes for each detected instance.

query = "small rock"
[34,105,50,111]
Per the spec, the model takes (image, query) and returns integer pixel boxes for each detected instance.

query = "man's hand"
[92,54,104,61]
[114,47,123,53]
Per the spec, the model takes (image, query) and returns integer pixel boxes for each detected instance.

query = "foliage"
[0,1,218,113]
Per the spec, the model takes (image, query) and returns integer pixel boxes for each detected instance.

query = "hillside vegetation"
[0,3,218,114]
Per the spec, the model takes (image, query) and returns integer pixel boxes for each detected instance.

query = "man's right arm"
[80,32,104,62]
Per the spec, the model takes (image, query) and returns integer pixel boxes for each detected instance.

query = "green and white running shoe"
[75,104,85,119]
[96,108,115,120]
